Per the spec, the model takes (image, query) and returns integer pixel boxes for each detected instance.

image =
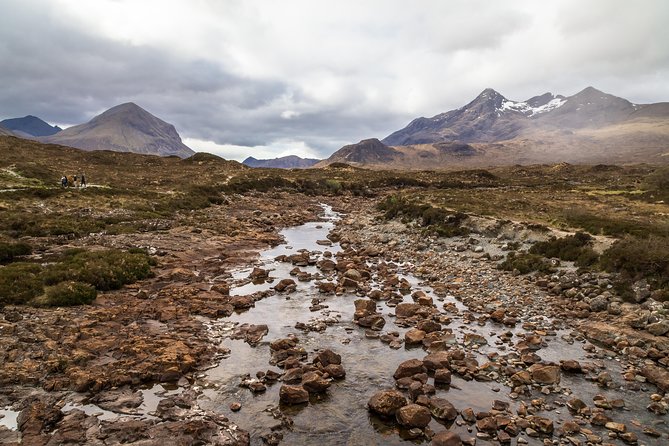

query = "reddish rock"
[396,403,432,428]
[368,389,408,417]
[431,431,462,446]
[528,364,561,384]
[393,359,427,379]
[429,398,458,421]
[279,385,309,404]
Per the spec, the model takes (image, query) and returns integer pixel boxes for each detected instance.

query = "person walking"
[80,173,86,187]
[61,176,68,188]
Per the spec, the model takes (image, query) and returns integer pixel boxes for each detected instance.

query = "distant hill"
[0,115,62,137]
[243,155,320,169]
[0,124,16,137]
[40,103,194,158]
[321,87,669,169]
[316,138,401,167]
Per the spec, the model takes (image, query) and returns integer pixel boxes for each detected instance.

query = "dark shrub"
[529,232,593,261]
[39,281,97,306]
[0,262,44,305]
[0,242,32,263]
[44,249,154,290]
[499,252,555,275]
[600,236,669,289]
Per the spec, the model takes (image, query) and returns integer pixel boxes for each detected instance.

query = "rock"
[396,404,432,428]
[249,267,269,280]
[317,282,336,294]
[301,371,331,393]
[357,314,386,330]
[560,360,583,373]
[274,278,297,292]
[394,359,427,379]
[230,295,254,309]
[405,328,427,345]
[530,416,554,434]
[588,295,609,312]
[431,431,462,446]
[528,364,561,384]
[324,364,346,379]
[279,385,309,404]
[229,402,241,412]
[429,398,458,421]
[510,370,532,386]
[640,364,669,392]
[490,309,505,323]
[423,351,450,371]
[460,408,476,424]
[230,323,268,346]
[354,299,377,319]
[313,349,341,367]
[647,320,669,336]
[604,421,626,433]
[476,417,497,434]
[396,303,422,318]
[434,369,452,385]
[368,389,408,417]
[416,320,441,333]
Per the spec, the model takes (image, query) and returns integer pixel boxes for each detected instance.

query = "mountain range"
[322,87,669,168]
[39,103,194,158]
[243,155,320,169]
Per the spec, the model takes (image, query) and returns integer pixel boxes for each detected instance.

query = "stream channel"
[194,204,665,445]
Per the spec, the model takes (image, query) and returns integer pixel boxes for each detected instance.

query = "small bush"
[600,236,669,289]
[0,262,44,305]
[499,252,555,275]
[38,281,97,307]
[529,232,593,261]
[378,195,469,237]
[44,249,154,290]
[0,241,32,263]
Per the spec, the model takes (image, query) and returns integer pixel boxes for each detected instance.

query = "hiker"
[61,176,68,187]
[80,173,86,187]
[73,174,78,187]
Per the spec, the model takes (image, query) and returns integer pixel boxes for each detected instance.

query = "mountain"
[322,87,669,169]
[40,103,194,158]
[317,138,400,167]
[243,155,320,169]
[0,115,62,137]
[0,124,16,137]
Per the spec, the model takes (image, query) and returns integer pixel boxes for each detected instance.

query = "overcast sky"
[1,0,668,160]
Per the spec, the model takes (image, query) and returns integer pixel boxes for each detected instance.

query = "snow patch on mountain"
[499,97,566,117]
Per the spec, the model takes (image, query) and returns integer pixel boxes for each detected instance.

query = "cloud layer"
[1,0,668,160]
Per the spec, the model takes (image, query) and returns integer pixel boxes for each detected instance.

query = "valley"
[0,135,668,445]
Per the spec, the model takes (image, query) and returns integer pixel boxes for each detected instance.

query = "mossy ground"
[1,136,668,303]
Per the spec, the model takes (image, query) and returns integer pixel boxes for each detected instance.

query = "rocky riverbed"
[1,195,668,445]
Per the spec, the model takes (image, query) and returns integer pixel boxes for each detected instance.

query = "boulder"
[528,364,561,385]
[429,398,458,421]
[393,359,427,379]
[431,431,462,446]
[368,389,408,417]
[423,351,450,371]
[396,303,422,318]
[396,403,432,428]
[313,349,341,367]
[301,371,331,393]
[279,385,309,404]
[405,329,426,345]
[274,279,297,292]
[434,369,452,385]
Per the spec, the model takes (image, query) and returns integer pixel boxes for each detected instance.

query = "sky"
[1,0,668,161]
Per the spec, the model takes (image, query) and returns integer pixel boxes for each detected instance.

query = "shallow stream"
[193,204,666,445]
